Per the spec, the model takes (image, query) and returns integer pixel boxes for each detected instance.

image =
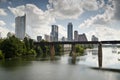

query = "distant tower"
[51,25,58,41]
[37,36,42,42]
[15,15,26,40]
[67,22,73,41]
[74,30,78,41]
[44,34,51,42]
[91,35,98,41]
[78,33,88,41]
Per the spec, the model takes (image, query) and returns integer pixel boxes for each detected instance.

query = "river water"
[0,47,120,80]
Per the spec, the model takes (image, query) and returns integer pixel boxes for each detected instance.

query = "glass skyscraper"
[15,15,26,40]
[51,25,58,41]
[67,22,73,41]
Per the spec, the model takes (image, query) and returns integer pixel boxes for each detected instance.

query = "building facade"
[44,34,51,42]
[74,30,78,41]
[37,36,42,42]
[78,33,88,41]
[91,35,98,41]
[67,22,73,41]
[15,15,26,40]
[51,25,58,41]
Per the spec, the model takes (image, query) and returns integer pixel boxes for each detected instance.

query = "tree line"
[0,36,63,60]
[0,36,89,60]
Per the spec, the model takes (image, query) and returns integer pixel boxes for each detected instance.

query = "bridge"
[34,41,120,68]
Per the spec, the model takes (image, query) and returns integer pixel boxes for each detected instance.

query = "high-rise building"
[44,34,51,42]
[67,22,73,41]
[37,36,42,42]
[91,35,98,41]
[78,33,88,41]
[51,25,58,41]
[15,15,26,40]
[91,35,99,48]
[74,30,78,41]
[61,37,66,41]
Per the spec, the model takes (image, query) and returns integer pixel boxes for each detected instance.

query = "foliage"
[75,45,85,56]
[24,37,30,50]
[34,46,43,57]
[55,44,63,56]
[0,50,4,59]
[29,39,34,49]
[0,36,26,58]
[39,40,50,58]
[26,49,36,56]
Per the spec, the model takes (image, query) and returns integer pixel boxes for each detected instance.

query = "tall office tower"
[15,15,26,40]
[51,25,58,41]
[91,35,98,41]
[74,30,78,41]
[44,34,51,42]
[37,36,42,42]
[67,22,73,41]
[78,33,88,41]
[91,35,99,48]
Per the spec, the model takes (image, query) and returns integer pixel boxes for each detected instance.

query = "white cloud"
[82,0,99,11]
[86,24,120,41]
[0,20,6,26]
[47,0,103,19]
[11,23,15,28]
[58,25,67,38]
[79,4,114,28]
[8,4,56,39]
[0,8,7,16]
[0,20,9,38]
[0,27,10,38]
[8,5,25,17]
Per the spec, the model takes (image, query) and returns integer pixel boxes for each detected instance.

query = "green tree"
[39,40,50,58]
[24,37,30,50]
[0,50,4,59]
[27,49,36,56]
[0,36,26,58]
[55,44,63,56]
[29,39,34,49]
[34,46,43,57]
[75,45,85,56]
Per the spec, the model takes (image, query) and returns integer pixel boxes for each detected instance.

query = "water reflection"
[0,47,120,80]
[0,57,34,70]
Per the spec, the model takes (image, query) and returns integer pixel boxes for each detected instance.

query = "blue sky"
[0,0,120,41]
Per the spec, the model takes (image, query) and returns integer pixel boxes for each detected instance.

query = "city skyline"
[0,0,120,41]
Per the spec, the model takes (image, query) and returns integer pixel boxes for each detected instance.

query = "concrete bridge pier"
[98,43,102,68]
[71,44,76,64]
[50,44,55,60]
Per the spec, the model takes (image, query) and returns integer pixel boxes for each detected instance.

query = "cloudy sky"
[0,0,120,41]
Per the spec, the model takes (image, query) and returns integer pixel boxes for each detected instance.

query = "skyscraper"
[67,22,73,41]
[91,35,98,41]
[51,25,58,41]
[37,36,42,42]
[74,30,78,41]
[78,33,88,41]
[15,15,26,40]
[44,34,51,42]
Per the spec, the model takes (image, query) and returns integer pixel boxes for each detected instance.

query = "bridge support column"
[71,44,76,64]
[98,43,102,68]
[50,44,55,60]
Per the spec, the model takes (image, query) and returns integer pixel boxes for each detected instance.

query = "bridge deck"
[34,41,120,45]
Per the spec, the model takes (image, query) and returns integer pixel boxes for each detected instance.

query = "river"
[0,47,120,80]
